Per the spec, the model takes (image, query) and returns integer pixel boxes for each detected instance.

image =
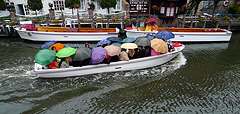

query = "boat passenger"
[128,49,136,59]
[151,49,160,56]
[143,46,151,57]
[137,46,143,58]
[74,44,79,49]
[51,46,57,54]
[151,22,158,32]
[110,55,119,62]
[61,57,72,68]
[102,54,111,64]
[119,49,129,61]
[85,43,92,50]
[47,61,59,69]
[145,23,152,32]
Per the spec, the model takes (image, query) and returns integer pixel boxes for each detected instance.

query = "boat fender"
[173,42,182,47]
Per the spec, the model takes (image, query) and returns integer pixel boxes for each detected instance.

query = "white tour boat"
[34,44,185,78]
[15,26,119,41]
[125,27,232,42]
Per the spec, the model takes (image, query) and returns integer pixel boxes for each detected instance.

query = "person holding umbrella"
[119,49,129,61]
[61,57,72,68]
[151,22,158,32]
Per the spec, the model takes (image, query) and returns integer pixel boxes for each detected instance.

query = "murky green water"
[0,31,239,113]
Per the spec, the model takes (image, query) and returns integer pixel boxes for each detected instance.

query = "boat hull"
[34,46,184,78]
[125,29,232,42]
[15,28,119,41]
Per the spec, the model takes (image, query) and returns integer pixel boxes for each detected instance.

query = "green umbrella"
[35,49,56,65]
[56,47,76,58]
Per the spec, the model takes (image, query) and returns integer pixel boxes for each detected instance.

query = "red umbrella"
[146,18,158,24]
[23,24,37,31]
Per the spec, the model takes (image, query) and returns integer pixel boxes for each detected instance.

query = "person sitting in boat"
[110,55,119,62]
[145,23,152,32]
[51,46,57,54]
[137,46,143,58]
[119,49,129,61]
[102,54,111,64]
[143,46,151,57]
[47,60,59,69]
[61,57,72,68]
[85,43,92,50]
[128,49,137,59]
[74,44,79,49]
[151,22,158,32]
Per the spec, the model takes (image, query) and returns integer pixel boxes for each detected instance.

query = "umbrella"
[104,45,121,56]
[91,47,107,64]
[73,47,92,61]
[40,41,57,49]
[111,42,121,47]
[155,31,175,40]
[120,37,137,43]
[56,47,76,58]
[134,37,151,47]
[106,37,122,42]
[146,18,158,24]
[49,43,64,51]
[146,35,155,40]
[23,24,37,31]
[150,38,168,53]
[121,43,138,49]
[35,49,56,65]
[96,39,111,46]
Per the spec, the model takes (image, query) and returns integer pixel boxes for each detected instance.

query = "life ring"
[223,0,229,7]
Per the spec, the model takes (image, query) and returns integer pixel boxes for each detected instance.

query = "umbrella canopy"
[73,47,92,61]
[146,18,158,24]
[111,42,122,47]
[23,24,37,31]
[49,43,64,51]
[91,47,107,64]
[120,37,137,43]
[106,37,122,42]
[150,38,168,53]
[40,41,57,50]
[56,47,76,58]
[96,39,111,46]
[104,45,121,56]
[146,35,155,40]
[121,43,138,49]
[35,49,56,65]
[134,37,151,47]
[155,31,175,40]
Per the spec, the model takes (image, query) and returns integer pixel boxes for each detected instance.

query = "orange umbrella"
[49,43,64,52]
[151,38,168,53]
[104,45,121,56]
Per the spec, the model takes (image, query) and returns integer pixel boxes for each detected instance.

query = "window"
[203,1,214,9]
[54,0,64,11]
[97,0,101,9]
[175,7,178,13]
[166,7,174,17]
[80,0,85,10]
[160,7,165,14]
[115,0,120,10]
[24,5,30,15]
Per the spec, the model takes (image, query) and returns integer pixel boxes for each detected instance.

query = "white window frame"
[53,0,64,11]
[115,0,121,10]
[160,7,165,14]
[166,7,174,17]
[97,0,101,10]
[80,0,85,10]
[175,7,178,13]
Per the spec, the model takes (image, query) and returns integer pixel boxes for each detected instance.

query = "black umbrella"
[106,37,122,42]
[73,47,92,61]
[134,37,151,47]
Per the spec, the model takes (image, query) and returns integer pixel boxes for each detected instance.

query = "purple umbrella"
[23,24,37,31]
[91,47,106,64]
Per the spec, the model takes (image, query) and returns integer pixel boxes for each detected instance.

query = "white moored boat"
[15,26,119,41]
[34,45,185,78]
[125,27,232,42]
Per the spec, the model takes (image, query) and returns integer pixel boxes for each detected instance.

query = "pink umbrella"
[146,18,158,24]
[104,45,121,56]
[23,24,37,31]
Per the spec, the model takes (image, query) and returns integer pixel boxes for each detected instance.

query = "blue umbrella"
[146,35,155,40]
[215,13,221,18]
[106,37,122,42]
[155,31,175,40]
[96,39,111,46]
[40,41,57,49]
[120,37,137,43]
[111,42,122,47]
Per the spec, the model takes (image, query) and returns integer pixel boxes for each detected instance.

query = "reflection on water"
[0,32,240,113]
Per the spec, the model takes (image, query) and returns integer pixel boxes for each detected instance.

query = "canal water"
[0,31,239,113]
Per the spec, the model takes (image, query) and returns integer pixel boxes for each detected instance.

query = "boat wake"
[0,65,36,78]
